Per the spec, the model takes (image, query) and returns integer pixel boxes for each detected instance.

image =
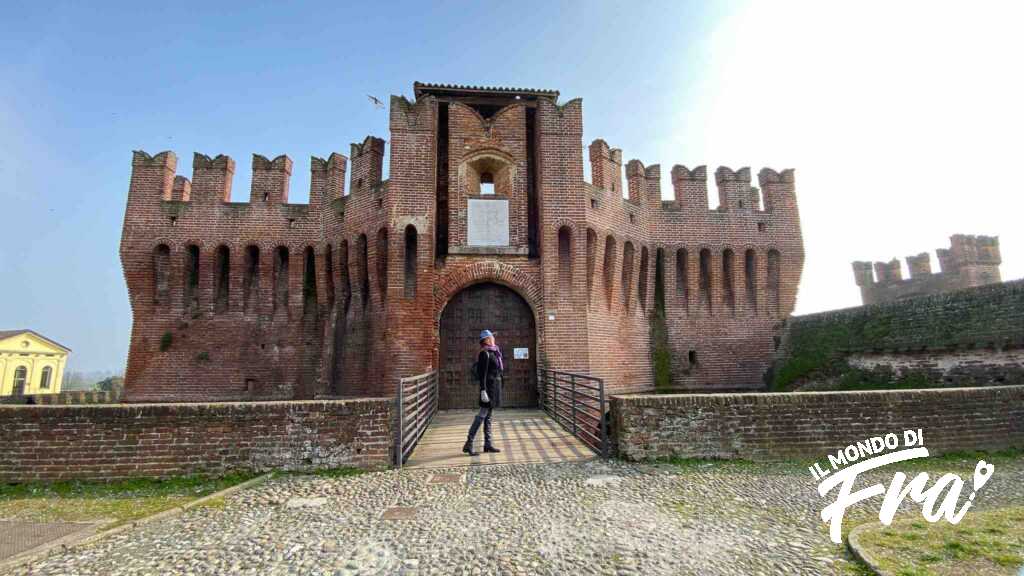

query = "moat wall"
[772,279,1024,391]
[0,398,393,481]
[612,385,1024,461]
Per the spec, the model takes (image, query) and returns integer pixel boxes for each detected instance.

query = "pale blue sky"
[2,1,1021,373]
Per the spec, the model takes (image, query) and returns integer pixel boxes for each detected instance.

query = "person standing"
[463,329,503,456]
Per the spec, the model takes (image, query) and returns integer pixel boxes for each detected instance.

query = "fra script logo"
[811,429,995,543]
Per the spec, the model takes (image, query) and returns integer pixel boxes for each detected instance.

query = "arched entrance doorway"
[439,282,537,409]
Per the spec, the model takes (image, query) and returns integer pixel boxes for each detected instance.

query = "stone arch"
[434,261,543,322]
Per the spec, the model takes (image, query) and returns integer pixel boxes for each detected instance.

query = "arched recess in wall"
[722,248,736,312]
[153,244,170,306]
[558,226,572,301]
[273,246,289,314]
[243,245,259,314]
[586,228,597,303]
[214,245,230,314]
[338,239,350,312]
[603,236,616,309]
[767,249,781,315]
[324,244,335,310]
[303,246,318,318]
[654,247,665,314]
[184,244,200,312]
[745,249,757,313]
[621,241,635,309]
[404,225,418,299]
[699,248,712,313]
[357,234,369,306]
[676,248,689,312]
[376,228,388,302]
[638,246,650,310]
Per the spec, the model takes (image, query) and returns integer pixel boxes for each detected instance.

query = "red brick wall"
[0,398,394,481]
[612,385,1024,461]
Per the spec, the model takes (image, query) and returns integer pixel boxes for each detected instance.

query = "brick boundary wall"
[0,398,394,481]
[611,385,1024,461]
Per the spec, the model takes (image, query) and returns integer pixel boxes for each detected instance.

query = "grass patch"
[274,466,365,479]
[0,472,257,527]
[856,506,1024,575]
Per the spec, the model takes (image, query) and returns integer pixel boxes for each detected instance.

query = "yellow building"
[0,330,70,396]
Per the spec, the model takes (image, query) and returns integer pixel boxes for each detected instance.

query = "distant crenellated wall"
[853,234,1002,305]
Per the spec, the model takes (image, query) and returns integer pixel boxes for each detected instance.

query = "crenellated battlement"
[852,234,1003,305]
[589,143,796,218]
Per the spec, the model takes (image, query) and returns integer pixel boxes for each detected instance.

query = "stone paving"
[8,456,1023,576]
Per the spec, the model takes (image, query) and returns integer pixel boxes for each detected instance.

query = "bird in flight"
[367,95,384,109]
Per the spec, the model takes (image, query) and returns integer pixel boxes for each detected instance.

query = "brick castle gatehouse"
[120,82,804,405]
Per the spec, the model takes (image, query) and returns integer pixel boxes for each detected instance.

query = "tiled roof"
[414,82,559,99]
[0,329,72,352]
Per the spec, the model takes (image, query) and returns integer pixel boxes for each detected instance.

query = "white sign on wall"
[467,198,510,246]
[514,348,529,360]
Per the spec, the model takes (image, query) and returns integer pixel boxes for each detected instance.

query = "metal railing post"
[570,374,577,437]
[598,377,607,458]
[396,377,404,468]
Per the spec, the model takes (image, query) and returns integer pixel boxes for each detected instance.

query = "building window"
[40,366,52,389]
[688,350,697,366]
[13,366,27,393]
[480,172,495,195]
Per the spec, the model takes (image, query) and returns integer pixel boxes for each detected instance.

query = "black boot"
[464,416,483,456]
[483,414,500,453]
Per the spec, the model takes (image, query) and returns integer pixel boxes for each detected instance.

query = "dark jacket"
[475,348,503,408]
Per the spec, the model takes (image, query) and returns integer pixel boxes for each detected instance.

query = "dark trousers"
[466,406,494,448]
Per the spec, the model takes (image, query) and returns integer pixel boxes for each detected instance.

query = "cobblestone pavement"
[9,456,1023,576]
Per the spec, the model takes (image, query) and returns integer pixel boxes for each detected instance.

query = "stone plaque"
[467,198,509,246]
[514,348,528,360]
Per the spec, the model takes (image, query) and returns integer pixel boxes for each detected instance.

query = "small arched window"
[13,366,27,393]
[480,171,495,195]
[40,366,53,389]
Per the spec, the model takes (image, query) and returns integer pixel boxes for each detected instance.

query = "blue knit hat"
[479,329,494,341]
